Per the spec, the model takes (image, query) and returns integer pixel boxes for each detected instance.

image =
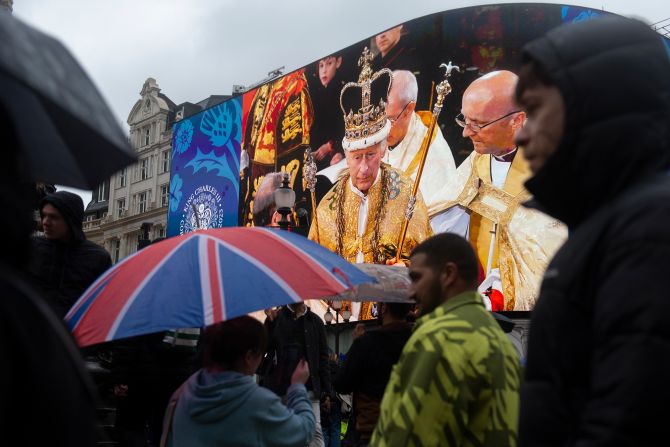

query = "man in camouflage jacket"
[371,233,521,447]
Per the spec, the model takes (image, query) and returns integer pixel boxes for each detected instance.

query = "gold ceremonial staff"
[303,148,320,243]
[394,62,460,261]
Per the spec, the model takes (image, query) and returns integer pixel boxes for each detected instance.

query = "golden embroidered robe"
[309,164,432,319]
[430,148,567,311]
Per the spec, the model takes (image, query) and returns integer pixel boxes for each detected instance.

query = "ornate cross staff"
[395,62,460,261]
[303,148,320,243]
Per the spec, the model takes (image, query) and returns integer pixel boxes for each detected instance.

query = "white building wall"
[86,78,173,263]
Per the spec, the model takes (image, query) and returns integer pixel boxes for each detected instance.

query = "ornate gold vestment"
[309,163,432,319]
[431,148,567,310]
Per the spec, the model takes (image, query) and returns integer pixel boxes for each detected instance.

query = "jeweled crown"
[340,47,393,151]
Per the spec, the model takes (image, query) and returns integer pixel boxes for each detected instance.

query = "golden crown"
[340,47,393,151]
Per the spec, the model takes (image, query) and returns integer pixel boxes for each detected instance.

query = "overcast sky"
[13,0,667,203]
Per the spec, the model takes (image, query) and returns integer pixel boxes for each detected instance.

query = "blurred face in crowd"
[460,70,525,157]
[514,65,565,173]
[346,141,384,194]
[407,253,445,316]
[375,25,403,57]
[318,56,342,87]
[41,203,71,241]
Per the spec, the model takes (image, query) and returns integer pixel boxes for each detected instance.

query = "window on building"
[113,239,121,263]
[85,214,95,222]
[96,182,108,202]
[140,157,151,180]
[160,184,169,208]
[118,168,127,188]
[117,198,126,218]
[158,227,166,239]
[161,150,170,173]
[137,191,148,214]
[144,127,151,146]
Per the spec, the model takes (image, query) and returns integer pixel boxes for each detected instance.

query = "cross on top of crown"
[357,47,374,83]
[359,47,373,68]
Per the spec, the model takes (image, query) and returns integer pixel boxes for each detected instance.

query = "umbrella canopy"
[65,227,374,347]
[0,12,135,189]
[329,264,414,303]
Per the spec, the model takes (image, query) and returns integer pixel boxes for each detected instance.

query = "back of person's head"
[390,70,418,104]
[202,316,267,369]
[40,190,86,241]
[411,233,479,288]
[384,302,413,320]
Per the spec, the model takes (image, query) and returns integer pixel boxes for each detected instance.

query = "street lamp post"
[273,173,295,231]
[324,300,352,355]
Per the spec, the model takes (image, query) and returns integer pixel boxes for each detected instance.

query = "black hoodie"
[519,17,670,446]
[28,191,111,318]
[523,16,670,228]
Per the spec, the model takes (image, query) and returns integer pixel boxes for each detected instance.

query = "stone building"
[0,0,12,13]
[83,78,228,262]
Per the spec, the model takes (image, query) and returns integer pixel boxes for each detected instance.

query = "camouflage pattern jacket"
[371,291,521,447]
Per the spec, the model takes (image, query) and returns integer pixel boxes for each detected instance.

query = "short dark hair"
[410,233,479,288]
[202,316,267,369]
[515,59,555,103]
[384,302,413,320]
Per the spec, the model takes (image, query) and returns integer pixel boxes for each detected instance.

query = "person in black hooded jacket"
[28,190,112,318]
[513,15,670,446]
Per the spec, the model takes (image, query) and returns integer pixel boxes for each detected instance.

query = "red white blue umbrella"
[65,227,374,347]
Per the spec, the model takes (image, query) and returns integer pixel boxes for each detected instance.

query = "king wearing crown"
[308,48,432,318]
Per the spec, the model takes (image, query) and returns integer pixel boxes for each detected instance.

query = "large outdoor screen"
[168,3,670,312]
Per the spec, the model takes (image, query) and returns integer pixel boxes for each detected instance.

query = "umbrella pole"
[191,203,201,229]
[335,311,340,355]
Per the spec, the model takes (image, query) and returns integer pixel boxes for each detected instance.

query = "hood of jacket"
[522,16,670,228]
[184,370,257,423]
[40,191,86,242]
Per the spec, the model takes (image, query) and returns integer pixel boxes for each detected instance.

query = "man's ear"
[381,303,388,315]
[244,350,258,368]
[336,57,342,69]
[511,111,526,131]
[441,261,459,289]
[407,101,417,114]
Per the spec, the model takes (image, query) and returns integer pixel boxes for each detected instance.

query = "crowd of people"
[3,11,670,447]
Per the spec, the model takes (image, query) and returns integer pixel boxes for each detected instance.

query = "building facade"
[0,0,12,13]
[84,78,229,263]
[84,78,174,262]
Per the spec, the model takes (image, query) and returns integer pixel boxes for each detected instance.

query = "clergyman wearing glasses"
[430,70,566,312]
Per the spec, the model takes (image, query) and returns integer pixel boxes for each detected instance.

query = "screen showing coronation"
[168,3,669,314]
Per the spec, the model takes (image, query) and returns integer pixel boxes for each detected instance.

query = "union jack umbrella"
[65,227,374,347]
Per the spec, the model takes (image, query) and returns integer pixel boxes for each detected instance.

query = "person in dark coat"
[0,105,100,445]
[261,303,332,447]
[321,350,342,447]
[334,303,413,445]
[28,190,112,318]
[513,16,670,446]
